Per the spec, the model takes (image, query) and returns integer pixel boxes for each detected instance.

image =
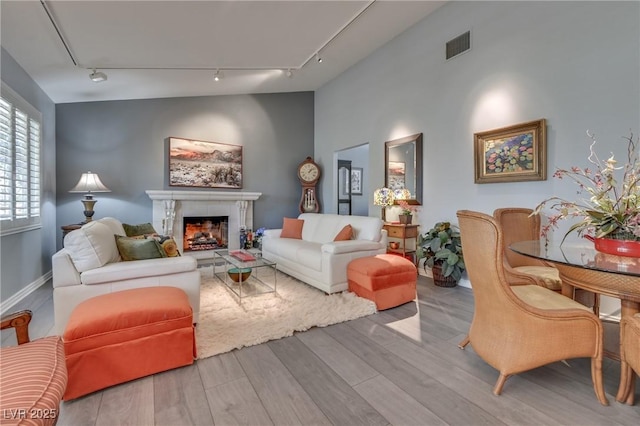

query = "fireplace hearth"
[183,216,228,251]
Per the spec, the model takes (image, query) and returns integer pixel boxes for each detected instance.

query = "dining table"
[510,239,640,405]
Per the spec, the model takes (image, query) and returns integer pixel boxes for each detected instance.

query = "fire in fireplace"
[183,216,228,251]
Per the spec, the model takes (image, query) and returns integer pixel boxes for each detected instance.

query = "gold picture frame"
[474,119,547,184]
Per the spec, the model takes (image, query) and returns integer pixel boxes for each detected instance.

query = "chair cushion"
[512,285,592,311]
[514,265,562,291]
[0,336,67,425]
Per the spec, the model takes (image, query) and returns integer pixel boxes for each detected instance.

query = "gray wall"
[315,1,640,238]
[1,48,57,304]
[55,92,314,244]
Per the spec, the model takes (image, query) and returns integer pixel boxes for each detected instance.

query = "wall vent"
[446,31,471,60]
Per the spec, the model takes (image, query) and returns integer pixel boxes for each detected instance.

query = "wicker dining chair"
[456,210,608,405]
[619,313,640,405]
[493,207,598,314]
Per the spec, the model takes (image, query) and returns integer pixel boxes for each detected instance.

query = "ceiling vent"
[446,31,471,60]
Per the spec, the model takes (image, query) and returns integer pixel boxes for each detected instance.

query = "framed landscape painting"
[474,119,546,184]
[169,137,243,188]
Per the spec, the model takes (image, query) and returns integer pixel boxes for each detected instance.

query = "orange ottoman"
[348,254,417,310]
[63,287,195,400]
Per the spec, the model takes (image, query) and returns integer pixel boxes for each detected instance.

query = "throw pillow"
[122,222,157,237]
[280,218,304,239]
[147,235,181,257]
[115,235,167,261]
[333,224,353,241]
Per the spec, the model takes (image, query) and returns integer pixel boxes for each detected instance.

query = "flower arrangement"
[397,200,418,215]
[533,131,640,243]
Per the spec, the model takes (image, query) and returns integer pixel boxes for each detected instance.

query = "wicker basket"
[432,262,458,287]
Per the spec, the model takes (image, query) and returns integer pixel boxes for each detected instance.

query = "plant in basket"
[417,221,465,286]
[532,131,640,256]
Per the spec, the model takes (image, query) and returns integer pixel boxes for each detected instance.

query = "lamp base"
[81,198,97,222]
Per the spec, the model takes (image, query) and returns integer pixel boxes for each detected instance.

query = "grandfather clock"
[297,157,321,213]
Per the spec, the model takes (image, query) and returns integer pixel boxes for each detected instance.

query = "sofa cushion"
[266,238,322,272]
[64,221,121,273]
[80,256,197,285]
[299,213,383,244]
[333,224,353,241]
[281,217,304,239]
[123,222,157,237]
[116,236,167,261]
[97,217,126,237]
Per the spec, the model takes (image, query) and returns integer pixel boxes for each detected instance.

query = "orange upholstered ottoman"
[63,287,195,400]
[347,254,417,310]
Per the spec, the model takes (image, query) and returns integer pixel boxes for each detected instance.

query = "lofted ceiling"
[1,0,445,104]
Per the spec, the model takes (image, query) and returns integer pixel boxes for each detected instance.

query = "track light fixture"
[286,69,293,78]
[315,53,323,63]
[89,69,107,83]
[213,69,224,81]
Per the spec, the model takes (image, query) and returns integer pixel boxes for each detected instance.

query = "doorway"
[334,143,370,216]
[337,160,352,215]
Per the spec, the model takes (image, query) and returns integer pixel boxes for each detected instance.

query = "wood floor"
[2,275,639,426]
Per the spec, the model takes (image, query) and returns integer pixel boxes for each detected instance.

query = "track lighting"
[213,70,224,81]
[286,69,293,78]
[315,53,323,63]
[89,69,107,83]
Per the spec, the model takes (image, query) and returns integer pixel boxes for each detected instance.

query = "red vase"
[585,235,640,257]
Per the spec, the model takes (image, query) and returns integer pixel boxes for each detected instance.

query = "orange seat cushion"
[0,336,67,426]
[63,287,195,400]
[348,254,417,310]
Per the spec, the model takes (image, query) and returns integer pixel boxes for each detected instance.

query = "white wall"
[315,1,639,309]
[316,1,639,228]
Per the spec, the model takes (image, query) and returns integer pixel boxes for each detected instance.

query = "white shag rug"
[195,269,377,359]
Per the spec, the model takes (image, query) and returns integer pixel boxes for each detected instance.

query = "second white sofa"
[262,213,387,293]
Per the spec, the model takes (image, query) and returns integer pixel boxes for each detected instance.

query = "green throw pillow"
[115,235,167,261]
[122,222,157,237]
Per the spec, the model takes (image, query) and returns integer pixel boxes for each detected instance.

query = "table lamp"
[69,171,111,222]
[393,188,412,201]
[373,187,395,222]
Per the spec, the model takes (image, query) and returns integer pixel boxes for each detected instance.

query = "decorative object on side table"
[373,187,395,221]
[69,171,111,222]
[417,222,465,287]
[533,131,640,257]
[397,200,418,225]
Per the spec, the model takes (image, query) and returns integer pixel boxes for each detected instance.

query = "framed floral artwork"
[168,137,243,188]
[474,119,547,184]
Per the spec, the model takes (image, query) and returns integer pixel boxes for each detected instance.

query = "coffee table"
[212,249,277,302]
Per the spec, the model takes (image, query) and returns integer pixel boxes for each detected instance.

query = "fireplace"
[146,190,261,260]
[183,216,228,251]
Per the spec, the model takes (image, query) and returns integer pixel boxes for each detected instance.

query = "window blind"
[0,82,42,235]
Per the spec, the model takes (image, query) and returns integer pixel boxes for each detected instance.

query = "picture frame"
[474,119,547,184]
[351,167,363,195]
[387,161,405,189]
[168,137,243,188]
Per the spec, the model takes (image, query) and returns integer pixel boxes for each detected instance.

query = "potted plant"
[533,131,640,256]
[417,221,465,287]
[397,200,418,224]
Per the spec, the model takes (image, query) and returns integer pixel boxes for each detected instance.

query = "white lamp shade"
[69,172,111,193]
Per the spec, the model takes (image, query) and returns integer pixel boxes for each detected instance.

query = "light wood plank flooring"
[2,275,639,425]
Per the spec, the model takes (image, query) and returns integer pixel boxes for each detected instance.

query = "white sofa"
[52,217,200,335]
[262,213,387,293]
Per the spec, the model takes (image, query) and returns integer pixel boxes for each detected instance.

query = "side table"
[383,223,419,265]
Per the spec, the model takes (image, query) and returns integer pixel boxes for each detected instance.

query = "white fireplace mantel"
[146,189,262,257]
[145,190,261,202]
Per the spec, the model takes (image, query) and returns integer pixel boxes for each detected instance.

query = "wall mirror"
[385,133,423,205]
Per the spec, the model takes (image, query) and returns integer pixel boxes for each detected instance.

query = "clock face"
[299,163,319,182]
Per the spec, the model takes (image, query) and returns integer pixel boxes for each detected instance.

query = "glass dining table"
[510,240,640,405]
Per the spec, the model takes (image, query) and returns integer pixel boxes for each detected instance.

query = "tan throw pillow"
[334,224,353,241]
[147,235,181,257]
[115,236,167,261]
[280,218,304,239]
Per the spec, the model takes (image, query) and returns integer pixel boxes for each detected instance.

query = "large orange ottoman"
[348,254,417,310]
[63,287,196,400]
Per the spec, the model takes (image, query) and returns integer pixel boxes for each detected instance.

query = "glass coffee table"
[212,249,277,302]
